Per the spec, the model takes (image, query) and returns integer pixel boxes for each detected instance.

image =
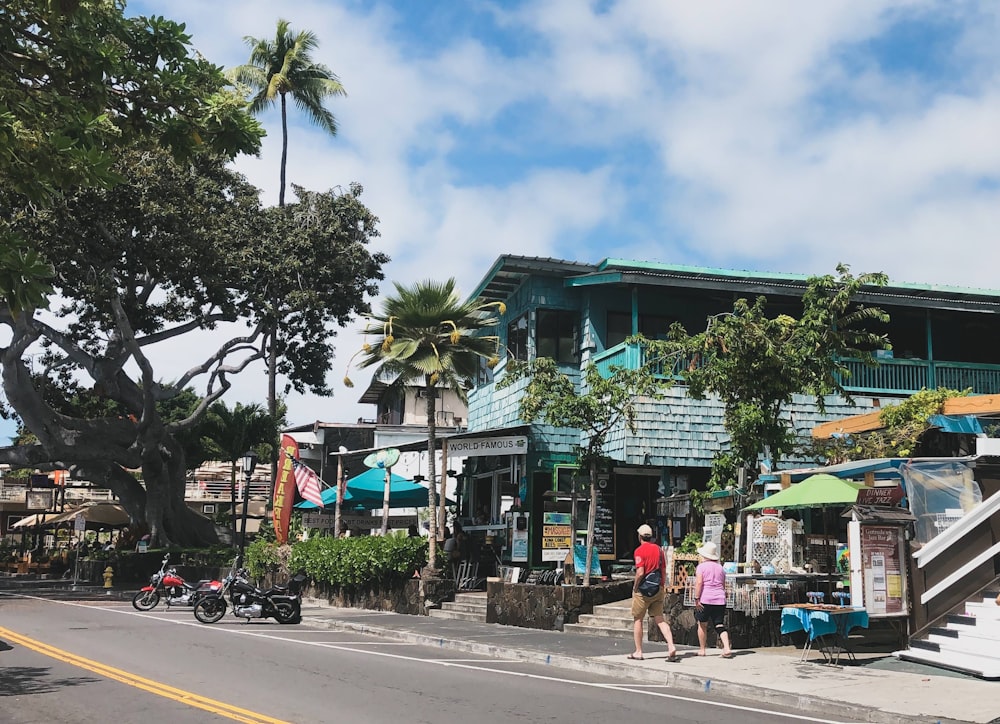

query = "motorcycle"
[131,554,222,611]
[192,564,305,625]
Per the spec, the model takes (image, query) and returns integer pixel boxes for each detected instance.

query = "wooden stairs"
[895,589,1000,679]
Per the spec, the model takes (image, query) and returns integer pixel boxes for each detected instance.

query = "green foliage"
[809,387,971,461]
[290,533,427,588]
[498,354,673,584]
[229,19,346,207]
[644,264,890,477]
[677,531,703,554]
[2,0,263,204]
[244,538,284,580]
[349,278,504,565]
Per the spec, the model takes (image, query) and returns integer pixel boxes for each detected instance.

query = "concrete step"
[453,592,487,603]
[573,613,633,630]
[965,601,1000,620]
[895,646,1000,680]
[562,622,633,639]
[927,628,1000,656]
[439,601,488,615]
[427,608,486,623]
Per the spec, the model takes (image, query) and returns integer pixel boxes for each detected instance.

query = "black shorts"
[695,603,727,626]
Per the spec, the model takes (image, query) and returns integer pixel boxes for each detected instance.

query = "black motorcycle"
[192,565,305,625]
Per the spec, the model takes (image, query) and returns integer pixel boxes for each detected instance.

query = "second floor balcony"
[592,342,1000,396]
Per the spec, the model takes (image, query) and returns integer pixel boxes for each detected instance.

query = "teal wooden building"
[460,255,1000,568]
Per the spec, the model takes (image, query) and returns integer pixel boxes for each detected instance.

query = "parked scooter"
[131,554,222,611]
[192,562,305,625]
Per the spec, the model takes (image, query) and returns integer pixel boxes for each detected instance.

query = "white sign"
[447,436,527,457]
[74,514,86,533]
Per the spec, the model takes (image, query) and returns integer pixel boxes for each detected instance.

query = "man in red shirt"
[629,524,678,661]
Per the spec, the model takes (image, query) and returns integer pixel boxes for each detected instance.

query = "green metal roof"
[467,254,1000,312]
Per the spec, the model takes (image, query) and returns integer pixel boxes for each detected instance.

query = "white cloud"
[114,0,1000,427]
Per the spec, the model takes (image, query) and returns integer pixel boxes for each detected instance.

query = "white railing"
[920,541,1000,605]
[184,480,271,501]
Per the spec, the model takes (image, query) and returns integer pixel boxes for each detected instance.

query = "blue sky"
[4,0,1000,442]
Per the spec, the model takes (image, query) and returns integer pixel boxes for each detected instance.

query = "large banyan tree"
[0,146,386,545]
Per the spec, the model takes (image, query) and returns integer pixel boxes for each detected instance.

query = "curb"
[301,613,968,724]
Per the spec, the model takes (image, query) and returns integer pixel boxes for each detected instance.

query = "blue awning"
[928,414,983,434]
[758,458,907,485]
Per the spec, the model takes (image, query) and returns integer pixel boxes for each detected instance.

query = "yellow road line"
[0,626,291,724]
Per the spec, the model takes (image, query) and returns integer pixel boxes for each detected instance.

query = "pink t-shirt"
[696,560,727,605]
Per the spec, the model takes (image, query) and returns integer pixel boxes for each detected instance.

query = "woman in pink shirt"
[694,541,732,658]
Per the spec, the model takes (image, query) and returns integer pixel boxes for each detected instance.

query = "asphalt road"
[0,591,864,724]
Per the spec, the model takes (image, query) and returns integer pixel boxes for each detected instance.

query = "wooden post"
[780,473,792,489]
[864,471,875,487]
[334,455,344,538]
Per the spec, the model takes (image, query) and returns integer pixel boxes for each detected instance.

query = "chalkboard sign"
[594,484,615,557]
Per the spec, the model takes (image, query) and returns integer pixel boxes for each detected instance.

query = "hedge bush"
[289,534,427,588]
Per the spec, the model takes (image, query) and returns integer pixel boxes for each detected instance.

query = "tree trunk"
[583,459,599,586]
[279,93,289,208]
[425,379,438,572]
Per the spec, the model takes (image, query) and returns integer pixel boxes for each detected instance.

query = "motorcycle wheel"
[193,596,227,624]
[132,590,160,611]
[273,601,301,625]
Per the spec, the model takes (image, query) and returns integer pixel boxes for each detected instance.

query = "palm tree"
[349,279,503,571]
[229,19,346,452]
[229,19,346,207]
[202,402,278,548]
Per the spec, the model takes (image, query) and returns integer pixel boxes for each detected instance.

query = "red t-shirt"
[634,540,663,577]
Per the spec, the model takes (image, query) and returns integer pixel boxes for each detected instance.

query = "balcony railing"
[592,343,1000,396]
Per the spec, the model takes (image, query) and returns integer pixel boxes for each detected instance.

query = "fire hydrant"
[103,566,114,594]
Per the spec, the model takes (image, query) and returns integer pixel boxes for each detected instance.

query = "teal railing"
[592,344,1000,396]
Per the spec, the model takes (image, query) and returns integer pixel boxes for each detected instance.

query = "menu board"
[542,512,572,562]
[860,524,907,616]
[594,482,615,558]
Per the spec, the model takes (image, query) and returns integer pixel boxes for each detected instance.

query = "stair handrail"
[912,491,1000,569]
[919,541,1000,604]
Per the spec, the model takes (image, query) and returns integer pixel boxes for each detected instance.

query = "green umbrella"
[744,473,866,511]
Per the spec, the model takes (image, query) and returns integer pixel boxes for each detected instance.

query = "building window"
[536,309,578,364]
[202,504,216,514]
[507,313,528,361]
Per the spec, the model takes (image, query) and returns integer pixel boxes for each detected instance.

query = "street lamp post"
[237,449,259,568]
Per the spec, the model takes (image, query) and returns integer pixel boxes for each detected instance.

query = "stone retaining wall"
[304,577,455,616]
[486,578,633,629]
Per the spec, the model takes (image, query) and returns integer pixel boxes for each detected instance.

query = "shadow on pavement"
[0,666,100,696]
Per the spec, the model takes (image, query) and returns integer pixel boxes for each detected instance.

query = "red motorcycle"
[132,554,222,611]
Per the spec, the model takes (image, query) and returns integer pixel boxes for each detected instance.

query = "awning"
[745,474,866,511]
[842,505,917,523]
[758,458,907,485]
[287,431,321,446]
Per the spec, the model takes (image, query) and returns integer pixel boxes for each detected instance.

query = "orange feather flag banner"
[273,434,299,544]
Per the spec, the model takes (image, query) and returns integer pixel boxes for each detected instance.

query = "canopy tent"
[295,468,454,510]
[45,502,131,528]
[744,474,866,511]
[295,485,364,510]
[10,512,53,529]
[344,468,456,508]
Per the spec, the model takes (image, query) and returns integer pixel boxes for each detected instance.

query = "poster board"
[541,511,572,562]
[848,521,909,617]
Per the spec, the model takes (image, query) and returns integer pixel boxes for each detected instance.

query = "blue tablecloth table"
[780,605,869,664]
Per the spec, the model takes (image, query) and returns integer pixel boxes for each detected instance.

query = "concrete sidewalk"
[300,599,998,724]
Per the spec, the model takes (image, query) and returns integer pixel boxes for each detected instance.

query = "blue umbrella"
[295,484,363,510]
[345,468,455,508]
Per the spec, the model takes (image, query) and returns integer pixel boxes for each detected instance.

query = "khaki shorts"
[631,587,665,619]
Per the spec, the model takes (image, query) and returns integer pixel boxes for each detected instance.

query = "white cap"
[636,524,653,538]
